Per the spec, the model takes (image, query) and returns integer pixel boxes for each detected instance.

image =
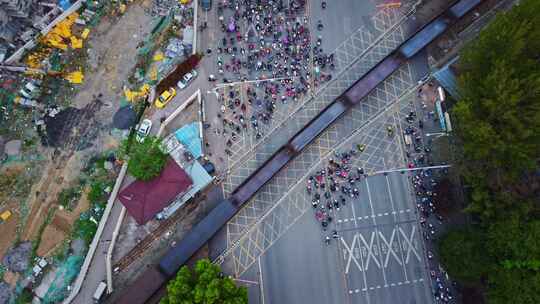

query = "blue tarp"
[58,0,71,10]
[174,123,202,158]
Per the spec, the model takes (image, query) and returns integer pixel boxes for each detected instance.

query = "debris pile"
[41,99,102,149]
[0,0,70,62]
[0,282,11,304]
[150,0,185,16]
[1,242,31,273]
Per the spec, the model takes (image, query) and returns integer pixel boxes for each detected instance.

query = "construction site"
[0,0,202,302]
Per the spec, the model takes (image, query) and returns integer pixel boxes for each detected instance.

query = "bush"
[73,213,98,245]
[57,186,83,211]
[14,288,33,304]
[120,136,168,181]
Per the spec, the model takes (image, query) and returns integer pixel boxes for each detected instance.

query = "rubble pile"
[150,0,185,16]
[0,282,11,304]
[2,242,31,273]
[0,0,71,62]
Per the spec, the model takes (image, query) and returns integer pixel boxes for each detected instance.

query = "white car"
[136,119,153,142]
[177,70,198,89]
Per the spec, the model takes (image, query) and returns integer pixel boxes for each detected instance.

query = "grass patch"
[57,185,84,211]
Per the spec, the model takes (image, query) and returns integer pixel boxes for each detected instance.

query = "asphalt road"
[227,173,432,304]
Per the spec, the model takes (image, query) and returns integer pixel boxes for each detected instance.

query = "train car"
[231,147,294,205]
[398,18,450,59]
[158,199,237,278]
[116,266,166,304]
[289,100,349,152]
[342,56,403,104]
[449,0,482,18]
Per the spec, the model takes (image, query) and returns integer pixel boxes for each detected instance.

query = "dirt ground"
[3,1,156,262]
[37,187,91,257]
[0,163,42,261]
[0,212,19,262]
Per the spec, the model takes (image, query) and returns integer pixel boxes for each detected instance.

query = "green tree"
[487,268,540,304]
[438,228,491,285]
[161,259,247,304]
[120,135,168,181]
[453,0,540,218]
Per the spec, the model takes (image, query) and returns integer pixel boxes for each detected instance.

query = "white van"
[93,281,107,303]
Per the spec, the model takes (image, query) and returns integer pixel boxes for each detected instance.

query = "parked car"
[177,70,198,90]
[155,87,176,108]
[136,119,153,142]
[201,0,212,11]
[93,281,107,303]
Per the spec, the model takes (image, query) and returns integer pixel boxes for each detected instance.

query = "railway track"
[112,199,198,272]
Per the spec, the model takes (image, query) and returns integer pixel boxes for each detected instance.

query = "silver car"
[177,70,198,90]
[136,119,153,143]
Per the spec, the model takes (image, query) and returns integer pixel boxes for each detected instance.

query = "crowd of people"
[211,0,335,155]
[305,147,366,240]
[300,83,456,302]
[403,88,456,303]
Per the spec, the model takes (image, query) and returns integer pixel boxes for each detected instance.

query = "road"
[258,173,431,304]
[207,1,461,304]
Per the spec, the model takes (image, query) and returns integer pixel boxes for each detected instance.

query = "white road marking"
[341,237,363,274]
[258,257,265,304]
[399,226,422,264]
[379,229,402,267]
[357,232,381,270]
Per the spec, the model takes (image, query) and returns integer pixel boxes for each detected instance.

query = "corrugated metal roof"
[118,158,193,225]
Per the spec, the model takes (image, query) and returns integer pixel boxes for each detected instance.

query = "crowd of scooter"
[211,0,335,155]
[403,90,456,303]
[302,84,456,302]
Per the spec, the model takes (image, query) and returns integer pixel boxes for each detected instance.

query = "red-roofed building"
[119,158,193,225]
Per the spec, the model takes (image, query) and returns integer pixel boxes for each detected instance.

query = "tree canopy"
[438,1,540,303]
[161,259,248,304]
[120,135,168,181]
[438,228,490,284]
[453,0,540,219]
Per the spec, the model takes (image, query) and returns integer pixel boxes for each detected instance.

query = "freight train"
[116,0,482,302]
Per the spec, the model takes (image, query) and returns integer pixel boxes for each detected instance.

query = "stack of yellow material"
[25,49,52,69]
[81,28,91,40]
[124,84,151,102]
[42,13,80,50]
[70,36,83,49]
[65,70,84,84]
[153,51,164,61]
